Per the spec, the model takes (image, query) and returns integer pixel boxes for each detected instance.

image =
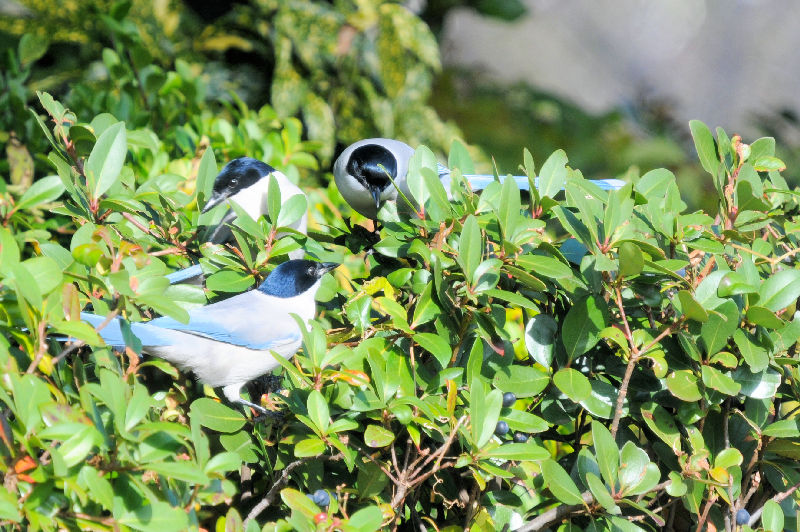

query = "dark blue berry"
[502,392,517,408]
[513,432,528,443]
[312,489,330,507]
[735,508,750,525]
[495,421,510,436]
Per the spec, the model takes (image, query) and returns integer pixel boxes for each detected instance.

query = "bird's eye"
[308,267,315,276]
[229,177,238,187]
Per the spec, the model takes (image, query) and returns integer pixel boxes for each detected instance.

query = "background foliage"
[3,2,800,532]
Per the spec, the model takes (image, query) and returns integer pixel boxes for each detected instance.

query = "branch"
[747,480,800,527]
[517,491,594,532]
[243,452,343,527]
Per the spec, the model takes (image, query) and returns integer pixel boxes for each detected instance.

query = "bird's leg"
[223,383,283,423]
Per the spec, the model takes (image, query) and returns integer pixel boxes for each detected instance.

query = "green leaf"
[189,398,246,433]
[762,499,784,532]
[458,215,481,284]
[640,402,681,453]
[86,121,127,199]
[147,460,209,484]
[18,33,49,65]
[733,367,781,399]
[23,256,62,295]
[618,442,650,493]
[746,305,784,328]
[348,506,384,531]
[562,295,607,361]
[448,139,475,174]
[294,437,326,457]
[538,149,568,198]
[758,268,800,312]
[541,459,585,505]
[498,174,521,241]
[524,313,557,368]
[515,254,574,280]
[666,370,702,402]
[553,368,591,402]
[763,418,800,438]
[700,300,739,356]
[617,241,643,278]
[196,148,217,210]
[493,365,550,397]
[484,442,549,461]
[205,270,255,293]
[753,156,786,173]
[689,120,719,177]
[701,366,741,396]
[676,290,708,322]
[592,421,618,486]
[364,424,395,448]
[357,461,390,499]
[414,332,451,368]
[307,390,330,435]
[471,380,502,448]
[734,329,769,372]
[411,282,440,328]
[116,500,189,532]
[585,472,619,513]
[15,175,65,210]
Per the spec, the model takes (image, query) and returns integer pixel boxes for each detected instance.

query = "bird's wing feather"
[148,291,302,350]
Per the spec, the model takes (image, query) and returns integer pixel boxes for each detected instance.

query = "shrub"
[4,80,800,532]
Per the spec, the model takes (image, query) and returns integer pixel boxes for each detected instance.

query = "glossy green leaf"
[553,368,591,402]
[762,499,784,532]
[524,313,557,368]
[15,175,65,211]
[541,459,585,505]
[592,421,618,486]
[458,215,481,284]
[618,241,644,278]
[758,269,800,312]
[307,389,330,435]
[189,398,246,433]
[562,295,607,361]
[676,290,708,322]
[364,424,395,448]
[689,120,719,177]
[538,149,568,198]
[86,121,127,199]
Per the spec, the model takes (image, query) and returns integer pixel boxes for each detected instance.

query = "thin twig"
[243,452,343,526]
[517,491,594,532]
[747,480,800,527]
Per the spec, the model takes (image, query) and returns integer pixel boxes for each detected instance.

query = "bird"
[333,138,626,219]
[166,157,308,285]
[81,259,338,414]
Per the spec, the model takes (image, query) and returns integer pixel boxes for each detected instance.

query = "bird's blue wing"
[166,264,204,285]
[148,312,300,351]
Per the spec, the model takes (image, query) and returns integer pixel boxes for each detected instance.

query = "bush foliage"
[4,4,800,532]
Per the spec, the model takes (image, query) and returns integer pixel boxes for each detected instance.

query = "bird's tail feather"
[463,174,624,192]
[166,264,204,286]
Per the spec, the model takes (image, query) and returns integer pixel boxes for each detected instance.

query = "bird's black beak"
[369,186,382,212]
[201,191,228,213]
[318,262,339,275]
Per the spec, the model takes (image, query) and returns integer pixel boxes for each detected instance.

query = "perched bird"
[82,259,338,414]
[167,157,308,285]
[333,138,626,219]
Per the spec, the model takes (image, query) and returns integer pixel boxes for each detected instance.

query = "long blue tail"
[166,264,204,286]
[463,174,625,192]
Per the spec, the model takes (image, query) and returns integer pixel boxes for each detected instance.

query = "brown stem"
[243,452,343,527]
[517,491,594,532]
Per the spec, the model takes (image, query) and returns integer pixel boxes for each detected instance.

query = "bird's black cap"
[257,260,339,298]
[202,157,276,213]
[346,144,397,208]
